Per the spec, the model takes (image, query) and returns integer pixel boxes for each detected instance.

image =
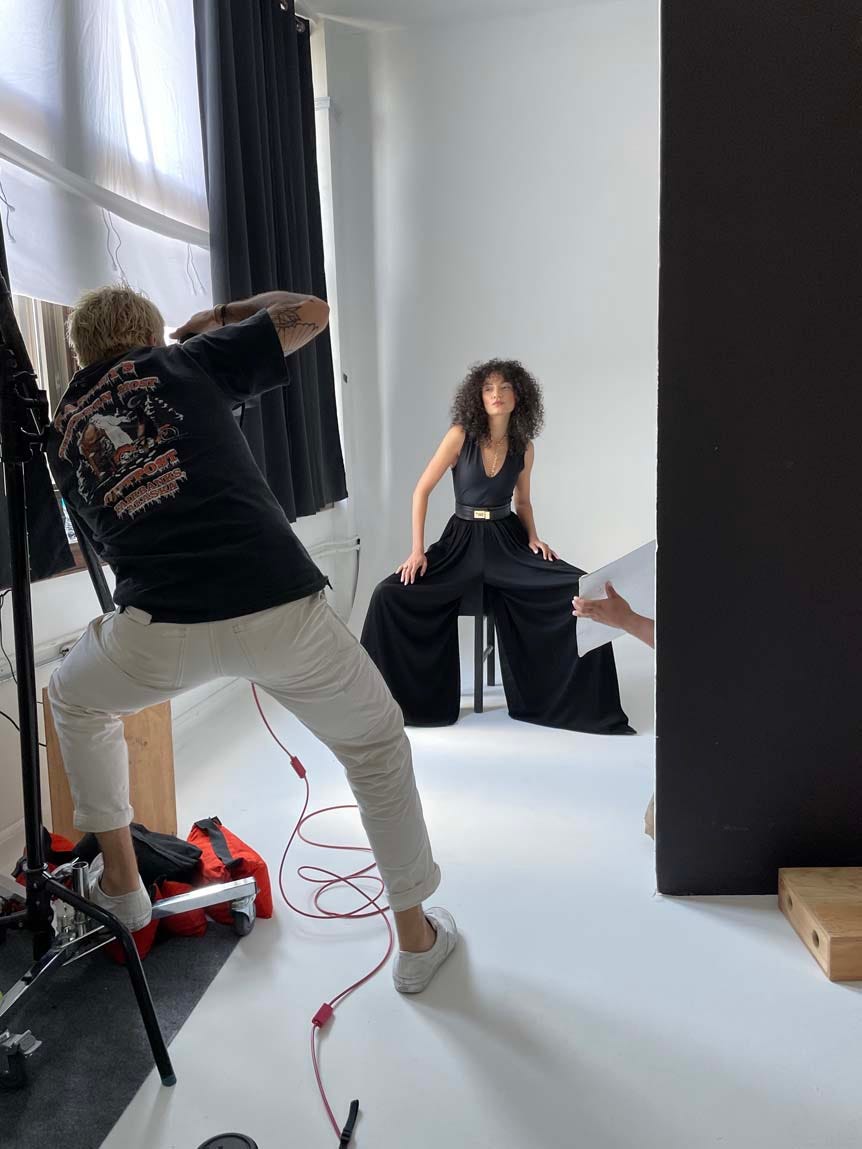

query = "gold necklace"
[484,434,507,478]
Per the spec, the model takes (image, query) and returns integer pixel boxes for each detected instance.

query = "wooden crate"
[43,689,177,844]
[778,867,862,982]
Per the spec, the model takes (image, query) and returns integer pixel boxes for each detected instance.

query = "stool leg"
[487,609,496,687]
[474,613,483,714]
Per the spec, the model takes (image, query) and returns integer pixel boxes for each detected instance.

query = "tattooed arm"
[252,292,329,355]
[170,291,330,356]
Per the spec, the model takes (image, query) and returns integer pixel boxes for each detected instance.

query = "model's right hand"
[397,550,428,585]
[169,308,220,342]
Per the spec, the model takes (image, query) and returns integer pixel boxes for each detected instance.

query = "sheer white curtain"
[0,0,211,325]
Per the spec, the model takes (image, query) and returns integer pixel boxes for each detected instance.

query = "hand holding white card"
[575,540,656,656]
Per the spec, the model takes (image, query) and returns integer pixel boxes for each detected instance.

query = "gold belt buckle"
[474,509,491,520]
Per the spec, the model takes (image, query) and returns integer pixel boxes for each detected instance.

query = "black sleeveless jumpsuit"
[361,434,633,734]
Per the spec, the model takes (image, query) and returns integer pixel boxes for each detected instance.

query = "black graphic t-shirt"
[47,311,326,622]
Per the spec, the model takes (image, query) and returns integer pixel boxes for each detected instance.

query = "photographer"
[45,285,456,994]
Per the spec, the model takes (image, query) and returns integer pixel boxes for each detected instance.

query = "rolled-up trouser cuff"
[73,807,134,834]
[386,862,442,913]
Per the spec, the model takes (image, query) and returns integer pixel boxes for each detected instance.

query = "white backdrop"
[322,2,660,624]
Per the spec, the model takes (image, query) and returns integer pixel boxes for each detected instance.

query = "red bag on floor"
[188,817,273,924]
[158,879,208,938]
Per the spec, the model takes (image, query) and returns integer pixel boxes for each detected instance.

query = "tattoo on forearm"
[271,304,319,352]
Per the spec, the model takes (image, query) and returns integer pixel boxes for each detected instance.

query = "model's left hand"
[529,537,558,561]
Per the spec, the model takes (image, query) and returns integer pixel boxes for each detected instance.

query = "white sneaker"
[393,907,458,994]
[88,873,153,933]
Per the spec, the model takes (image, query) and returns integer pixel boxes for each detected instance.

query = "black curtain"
[656,0,862,892]
[0,220,75,589]
[193,0,347,522]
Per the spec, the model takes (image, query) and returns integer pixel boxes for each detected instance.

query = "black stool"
[459,588,497,714]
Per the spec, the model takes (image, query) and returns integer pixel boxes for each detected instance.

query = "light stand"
[0,327,178,1088]
[0,277,257,1093]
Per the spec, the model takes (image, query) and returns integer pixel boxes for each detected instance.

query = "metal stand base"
[0,864,257,1089]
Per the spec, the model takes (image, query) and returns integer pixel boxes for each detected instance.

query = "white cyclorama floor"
[60,638,862,1148]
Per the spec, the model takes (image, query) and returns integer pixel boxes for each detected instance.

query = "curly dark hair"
[451,358,544,456]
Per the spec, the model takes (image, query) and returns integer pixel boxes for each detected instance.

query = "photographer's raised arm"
[170,290,330,356]
[227,292,330,355]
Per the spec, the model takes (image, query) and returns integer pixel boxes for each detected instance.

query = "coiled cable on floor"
[251,684,394,1146]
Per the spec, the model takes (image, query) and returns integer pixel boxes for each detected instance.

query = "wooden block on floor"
[778,867,862,982]
[43,689,177,844]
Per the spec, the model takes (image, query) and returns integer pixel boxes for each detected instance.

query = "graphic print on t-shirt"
[54,360,186,520]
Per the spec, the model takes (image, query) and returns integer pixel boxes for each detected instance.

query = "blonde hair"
[67,285,165,367]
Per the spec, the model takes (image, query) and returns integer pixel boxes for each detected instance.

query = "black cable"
[1,707,19,732]
[0,709,46,749]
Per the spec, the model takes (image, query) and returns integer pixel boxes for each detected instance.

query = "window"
[0,0,211,320]
[11,295,76,415]
[11,292,85,572]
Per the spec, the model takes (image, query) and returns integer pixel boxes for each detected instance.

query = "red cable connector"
[312,1002,334,1029]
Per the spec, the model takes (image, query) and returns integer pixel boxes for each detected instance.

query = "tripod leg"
[117,930,177,1086]
[66,506,114,614]
[47,880,176,1086]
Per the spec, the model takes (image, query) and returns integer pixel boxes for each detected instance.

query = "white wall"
[321,22,387,619]
[324,1,659,621]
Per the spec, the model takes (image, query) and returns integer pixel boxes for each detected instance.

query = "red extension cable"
[251,685,394,1146]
